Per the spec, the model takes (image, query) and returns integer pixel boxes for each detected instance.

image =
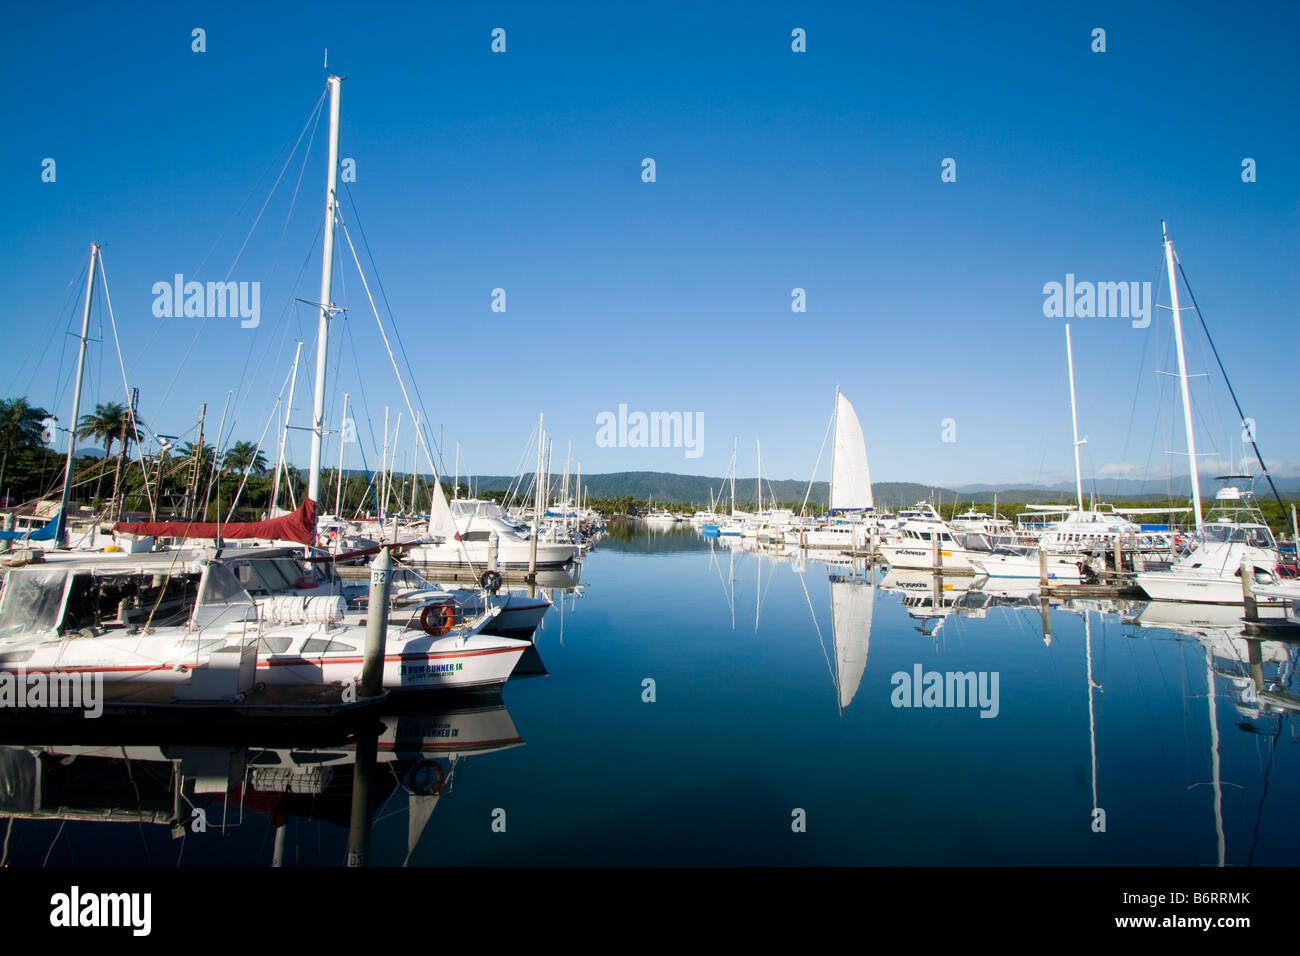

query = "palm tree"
[223,440,267,476]
[76,402,146,506]
[0,397,50,502]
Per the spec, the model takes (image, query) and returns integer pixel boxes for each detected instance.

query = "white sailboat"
[91,74,530,694]
[828,567,875,711]
[796,390,875,550]
[1135,224,1288,605]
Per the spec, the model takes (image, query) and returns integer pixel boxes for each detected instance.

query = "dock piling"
[359,546,392,699]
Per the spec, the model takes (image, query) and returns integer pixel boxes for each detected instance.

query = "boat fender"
[479,569,503,593]
[407,758,446,795]
[420,601,456,636]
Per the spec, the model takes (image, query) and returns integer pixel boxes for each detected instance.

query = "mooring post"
[1248,637,1264,699]
[1039,548,1049,588]
[346,725,378,867]
[1241,559,1258,623]
[360,546,392,698]
[488,531,499,573]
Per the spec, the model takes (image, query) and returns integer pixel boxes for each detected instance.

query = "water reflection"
[4,528,1300,866]
[0,699,522,866]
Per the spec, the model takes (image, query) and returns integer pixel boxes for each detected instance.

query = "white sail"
[427,478,459,539]
[830,574,874,710]
[831,392,873,510]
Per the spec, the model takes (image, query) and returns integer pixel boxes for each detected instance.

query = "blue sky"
[2,1,1296,490]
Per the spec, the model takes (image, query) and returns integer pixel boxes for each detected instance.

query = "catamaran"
[793,390,875,550]
[1133,224,1289,605]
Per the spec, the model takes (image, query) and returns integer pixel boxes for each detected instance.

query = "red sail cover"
[113,498,318,546]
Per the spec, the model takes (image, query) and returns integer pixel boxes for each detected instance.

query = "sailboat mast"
[58,243,98,546]
[829,387,839,512]
[1163,221,1203,532]
[334,392,349,516]
[1065,324,1085,513]
[409,412,420,514]
[730,437,737,516]
[306,74,342,509]
[270,340,304,516]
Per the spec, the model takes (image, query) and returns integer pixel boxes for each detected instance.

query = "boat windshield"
[191,562,258,632]
[1202,524,1276,548]
[0,568,68,643]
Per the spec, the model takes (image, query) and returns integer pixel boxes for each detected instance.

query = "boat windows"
[192,563,258,632]
[258,636,293,654]
[0,568,68,642]
[301,638,357,653]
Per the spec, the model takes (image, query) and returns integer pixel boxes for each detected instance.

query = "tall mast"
[307,74,342,510]
[829,386,839,510]
[1163,221,1203,532]
[409,411,420,514]
[528,413,543,576]
[379,406,389,516]
[58,243,98,547]
[1065,324,1085,513]
[730,437,737,516]
[756,439,762,513]
[334,392,349,516]
[270,340,303,516]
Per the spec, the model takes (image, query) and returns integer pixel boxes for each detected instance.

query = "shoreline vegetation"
[1,439,1294,537]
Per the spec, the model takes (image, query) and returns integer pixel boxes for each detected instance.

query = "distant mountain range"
[328,469,1300,506]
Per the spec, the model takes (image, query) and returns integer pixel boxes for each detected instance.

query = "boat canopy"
[0,515,59,541]
[112,498,317,546]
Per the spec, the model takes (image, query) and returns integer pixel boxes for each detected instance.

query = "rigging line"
[224,233,324,457]
[41,818,67,867]
[797,567,835,688]
[1246,717,1280,867]
[126,90,330,385]
[98,249,156,516]
[128,89,328,382]
[43,283,83,435]
[336,214,449,504]
[120,745,153,864]
[225,379,290,522]
[801,403,835,517]
[1176,259,1286,512]
[153,94,328,413]
[342,183,445,466]
[268,96,325,336]
[222,137,327,446]
[12,259,85,398]
[1120,257,1165,467]
[342,316,386,494]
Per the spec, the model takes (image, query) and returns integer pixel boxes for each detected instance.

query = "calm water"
[3,524,1298,866]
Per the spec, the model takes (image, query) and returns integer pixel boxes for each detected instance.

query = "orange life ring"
[420,601,457,637]
[408,758,446,795]
[329,530,338,541]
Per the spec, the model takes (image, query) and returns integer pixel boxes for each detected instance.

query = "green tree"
[76,402,147,506]
[0,396,51,502]
[222,440,267,477]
